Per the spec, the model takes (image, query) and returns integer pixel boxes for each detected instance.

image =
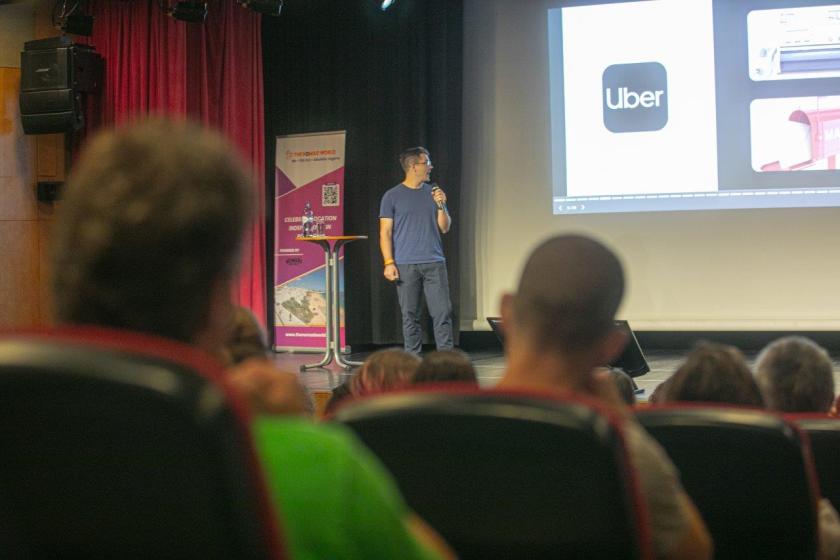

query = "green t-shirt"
[253,418,442,560]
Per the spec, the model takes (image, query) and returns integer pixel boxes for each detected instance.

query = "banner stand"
[272,130,347,353]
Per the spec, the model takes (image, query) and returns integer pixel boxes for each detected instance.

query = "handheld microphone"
[430,183,447,211]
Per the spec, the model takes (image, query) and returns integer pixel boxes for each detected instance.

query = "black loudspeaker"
[36,181,63,202]
[611,320,649,377]
[486,317,505,346]
[19,36,102,135]
[485,317,650,377]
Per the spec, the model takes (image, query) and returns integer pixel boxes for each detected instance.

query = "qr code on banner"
[322,183,340,207]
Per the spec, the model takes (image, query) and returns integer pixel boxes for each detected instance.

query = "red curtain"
[85,0,267,325]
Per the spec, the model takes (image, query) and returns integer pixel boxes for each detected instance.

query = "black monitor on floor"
[485,317,649,377]
[612,320,649,378]
[486,317,505,347]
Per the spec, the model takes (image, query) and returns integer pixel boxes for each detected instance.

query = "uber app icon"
[602,62,668,133]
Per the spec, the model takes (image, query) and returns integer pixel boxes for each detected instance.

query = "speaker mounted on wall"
[19,36,102,135]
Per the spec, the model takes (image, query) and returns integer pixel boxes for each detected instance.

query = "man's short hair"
[351,348,420,395]
[413,350,478,385]
[512,234,624,353]
[399,146,430,173]
[666,342,764,407]
[51,119,252,343]
[756,336,835,413]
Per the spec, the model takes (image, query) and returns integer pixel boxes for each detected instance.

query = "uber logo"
[602,62,668,133]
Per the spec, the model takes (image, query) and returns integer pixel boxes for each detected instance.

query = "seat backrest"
[334,387,652,560]
[788,414,840,511]
[637,406,819,560]
[0,327,284,560]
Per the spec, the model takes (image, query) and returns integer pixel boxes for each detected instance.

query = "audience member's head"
[648,377,672,405]
[324,380,352,416]
[52,119,251,352]
[755,336,835,413]
[664,342,764,407]
[499,235,628,392]
[413,350,478,386]
[222,306,271,366]
[607,367,636,405]
[508,235,624,355]
[51,119,311,417]
[351,348,420,396]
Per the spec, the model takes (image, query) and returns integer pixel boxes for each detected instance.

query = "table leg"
[333,239,363,369]
[301,240,334,371]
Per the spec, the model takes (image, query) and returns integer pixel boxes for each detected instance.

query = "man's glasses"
[415,159,432,167]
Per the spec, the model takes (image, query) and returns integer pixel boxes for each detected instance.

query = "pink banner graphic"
[273,131,346,350]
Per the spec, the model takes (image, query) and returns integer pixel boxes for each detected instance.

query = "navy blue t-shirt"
[379,182,444,264]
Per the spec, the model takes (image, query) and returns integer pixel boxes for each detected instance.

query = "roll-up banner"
[273,131,346,352]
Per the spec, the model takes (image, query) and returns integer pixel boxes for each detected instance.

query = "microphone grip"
[431,184,446,211]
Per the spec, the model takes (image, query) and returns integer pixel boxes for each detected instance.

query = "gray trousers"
[395,261,454,355]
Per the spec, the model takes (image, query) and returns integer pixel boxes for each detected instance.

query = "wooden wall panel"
[0,221,39,325]
[0,2,59,328]
[0,68,40,327]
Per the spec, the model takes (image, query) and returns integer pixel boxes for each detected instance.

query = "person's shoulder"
[255,418,368,466]
[254,416,356,449]
[382,183,406,198]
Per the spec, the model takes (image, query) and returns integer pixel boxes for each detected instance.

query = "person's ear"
[500,293,514,325]
[599,326,628,366]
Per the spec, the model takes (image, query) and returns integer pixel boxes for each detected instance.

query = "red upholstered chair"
[0,327,285,559]
[333,386,653,560]
[788,414,840,513]
[637,405,819,560]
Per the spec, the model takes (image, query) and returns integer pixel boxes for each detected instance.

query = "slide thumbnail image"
[748,4,840,82]
[750,95,840,172]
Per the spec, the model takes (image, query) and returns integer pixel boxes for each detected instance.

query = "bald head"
[512,235,624,353]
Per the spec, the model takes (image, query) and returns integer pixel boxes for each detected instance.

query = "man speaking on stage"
[379,146,454,355]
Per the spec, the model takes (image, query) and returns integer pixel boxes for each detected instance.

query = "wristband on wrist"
[384,259,395,266]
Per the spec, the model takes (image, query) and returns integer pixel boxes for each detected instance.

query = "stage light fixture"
[62,14,94,35]
[163,0,208,23]
[52,0,94,36]
[381,0,396,10]
[239,0,283,16]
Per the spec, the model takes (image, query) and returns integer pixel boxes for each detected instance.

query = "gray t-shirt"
[624,422,692,558]
[379,182,444,264]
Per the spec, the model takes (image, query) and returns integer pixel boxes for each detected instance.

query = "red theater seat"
[334,386,653,560]
[637,405,819,560]
[0,327,285,559]
[788,414,840,512]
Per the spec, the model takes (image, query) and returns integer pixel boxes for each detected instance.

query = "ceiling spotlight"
[381,0,396,11]
[239,0,283,16]
[52,0,94,36]
[62,14,94,36]
[162,0,208,23]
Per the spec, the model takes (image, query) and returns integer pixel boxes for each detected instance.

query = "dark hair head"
[222,306,270,366]
[399,146,430,173]
[413,350,478,386]
[666,342,764,407]
[608,367,636,406]
[756,336,835,413]
[513,235,624,353]
[351,348,421,396]
[648,377,672,404]
[51,119,252,343]
[324,381,352,416]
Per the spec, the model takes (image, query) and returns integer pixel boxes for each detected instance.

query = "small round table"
[295,235,367,371]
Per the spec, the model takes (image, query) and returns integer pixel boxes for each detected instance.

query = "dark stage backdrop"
[263,0,463,346]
